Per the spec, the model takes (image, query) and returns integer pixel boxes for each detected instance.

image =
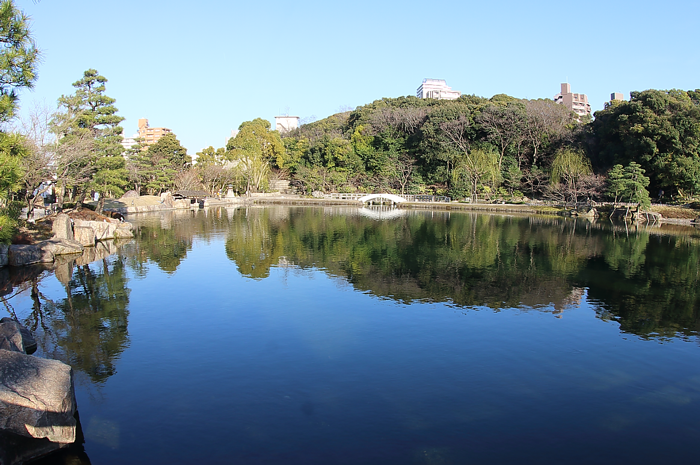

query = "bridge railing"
[323,193,451,203]
[324,193,365,200]
[402,195,451,203]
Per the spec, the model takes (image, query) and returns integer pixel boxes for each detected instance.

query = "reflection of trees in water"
[128,208,239,274]
[224,208,700,339]
[3,253,131,385]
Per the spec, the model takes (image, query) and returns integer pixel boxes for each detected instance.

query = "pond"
[4,206,700,464]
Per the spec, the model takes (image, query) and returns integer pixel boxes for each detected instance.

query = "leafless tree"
[522,99,576,167]
[369,107,428,136]
[439,115,472,175]
[173,169,203,192]
[391,153,416,195]
[13,104,55,217]
[477,103,527,172]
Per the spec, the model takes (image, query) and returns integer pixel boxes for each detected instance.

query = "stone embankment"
[0,318,78,464]
[1,213,133,268]
[108,192,242,214]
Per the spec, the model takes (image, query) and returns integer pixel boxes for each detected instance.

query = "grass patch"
[533,206,565,214]
[650,205,699,220]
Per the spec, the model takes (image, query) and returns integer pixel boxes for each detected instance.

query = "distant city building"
[417,78,461,100]
[121,134,139,152]
[275,116,299,133]
[554,83,591,119]
[138,118,172,146]
[611,92,624,102]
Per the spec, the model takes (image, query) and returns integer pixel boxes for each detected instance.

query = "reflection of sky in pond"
[9,207,700,464]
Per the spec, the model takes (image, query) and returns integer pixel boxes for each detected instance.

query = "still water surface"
[6,206,700,464]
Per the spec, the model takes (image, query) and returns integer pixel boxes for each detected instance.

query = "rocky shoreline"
[0,213,134,268]
[0,318,78,465]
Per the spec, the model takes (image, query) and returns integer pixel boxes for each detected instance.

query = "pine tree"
[54,69,126,212]
[0,0,38,242]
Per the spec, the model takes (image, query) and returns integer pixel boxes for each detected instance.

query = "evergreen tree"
[0,0,38,242]
[624,162,651,210]
[131,133,190,194]
[53,69,126,212]
[606,164,626,204]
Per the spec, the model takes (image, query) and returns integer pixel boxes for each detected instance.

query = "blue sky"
[16,0,699,154]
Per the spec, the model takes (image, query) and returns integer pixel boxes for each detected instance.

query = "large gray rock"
[0,245,8,267]
[73,225,96,247]
[160,192,174,208]
[92,221,117,241]
[73,220,117,241]
[0,349,76,443]
[8,245,52,266]
[40,239,83,257]
[173,199,190,209]
[51,214,73,241]
[0,320,25,353]
[0,318,36,355]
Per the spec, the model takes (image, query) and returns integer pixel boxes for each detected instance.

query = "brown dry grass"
[650,205,700,220]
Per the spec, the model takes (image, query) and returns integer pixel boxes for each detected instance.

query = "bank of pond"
[1,206,699,464]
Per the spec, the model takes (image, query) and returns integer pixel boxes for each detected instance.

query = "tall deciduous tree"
[52,69,126,212]
[477,102,527,172]
[14,104,55,217]
[550,148,592,205]
[226,118,285,194]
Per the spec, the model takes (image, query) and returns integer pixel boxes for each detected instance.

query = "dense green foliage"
[263,89,700,204]
[0,0,37,242]
[52,69,126,212]
[278,95,582,200]
[129,133,190,194]
[590,89,700,199]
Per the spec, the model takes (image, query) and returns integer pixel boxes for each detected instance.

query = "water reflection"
[218,207,700,339]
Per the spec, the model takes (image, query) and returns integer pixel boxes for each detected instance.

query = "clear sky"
[15,0,700,155]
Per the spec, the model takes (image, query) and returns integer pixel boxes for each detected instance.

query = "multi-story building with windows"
[138,118,172,146]
[417,78,461,100]
[554,83,591,119]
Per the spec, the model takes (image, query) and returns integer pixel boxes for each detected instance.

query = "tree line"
[2,0,699,244]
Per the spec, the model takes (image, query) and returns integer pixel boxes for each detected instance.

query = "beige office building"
[417,78,461,100]
[554,83,591,118]
[138,118,172,146]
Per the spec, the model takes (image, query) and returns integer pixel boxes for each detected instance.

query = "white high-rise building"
[275,116,300,133]
[417,78,461,100]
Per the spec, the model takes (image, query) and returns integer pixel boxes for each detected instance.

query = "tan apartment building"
[554,83,591,118]
[138,118,172,146]
[417,78,461,100]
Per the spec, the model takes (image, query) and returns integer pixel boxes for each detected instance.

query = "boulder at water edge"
[73,220,117,241]
[8,245,51,266]
[0,349,77,443]
[51,214,73,240]
[40,239,83,257]
[0,245,7,267]
[73,225,96,247]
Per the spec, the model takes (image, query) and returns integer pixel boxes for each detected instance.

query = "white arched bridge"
[358,193,407,205]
